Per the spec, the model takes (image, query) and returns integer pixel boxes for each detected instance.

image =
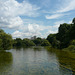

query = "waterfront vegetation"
[0,18,75,51]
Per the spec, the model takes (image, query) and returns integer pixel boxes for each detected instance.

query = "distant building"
[42,38,45,39]
[31,36,36,40]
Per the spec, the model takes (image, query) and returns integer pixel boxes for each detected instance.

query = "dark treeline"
[13,37,51,47]
[0,18,75,50]
[47,18,75,50]
[0,29,51,50]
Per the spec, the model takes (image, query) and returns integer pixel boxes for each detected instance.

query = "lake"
[0,46,75,75]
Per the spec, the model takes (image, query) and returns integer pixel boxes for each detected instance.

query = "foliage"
[23,38,35,46]
[13,38,22,46]
[67,45,75,51]
[69,23,75,39]
[52,38,60,48]
[72,18,75,24]
[47,34,56,44]
[70,40,75,46]
[0,29,13,50]
[1,18,75,50]
[47,34,60,48]
[13,38,35,47]
[47,18,75,49]
[32,37,43,46]
[41,39,51,46]
[0,39,2,49]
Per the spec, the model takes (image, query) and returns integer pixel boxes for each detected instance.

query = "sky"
[0,0,75,39]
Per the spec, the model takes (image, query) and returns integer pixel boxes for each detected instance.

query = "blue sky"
[0,0,75,39]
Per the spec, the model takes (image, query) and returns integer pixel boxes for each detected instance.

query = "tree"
[0,32,13,50]
[69,23,75,40]
[70,40,75,46]
[72,18,75,24]
[57,23,71,41]
[56,23,71,48]
[0,39,2,49]
[13,38,22,46]
[0,29,5,33]
[52,37,60,48]
[32,37,42,46]
[47,34,56,44]
[47,34,60,48]
[41,40,51,46]
[23,38,35,46]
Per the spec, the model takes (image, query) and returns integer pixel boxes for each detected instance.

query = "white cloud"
[45,0,75,19]
[56,0,75,13]
[0,0,40,29]
[1,0,73,39]
[0,0,43,39]
[0,16,24,30]
[11,23,41,39]
[45,20,66,37]
[8,16,23,29]
[45,14,64,19]
[53,20,65,28]
[11,23,51,39]
[0,0,39,17]
[12,21,65,39]
[12,30,24,38]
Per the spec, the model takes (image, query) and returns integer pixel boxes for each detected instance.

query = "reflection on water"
[0,47,75,75]
[0,50,13,75]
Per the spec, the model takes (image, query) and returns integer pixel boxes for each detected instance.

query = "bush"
[67,45,75,51]
[63,45,75,51]
[41,40,51,46]
[23,39,35,46]
[70,40,75,46]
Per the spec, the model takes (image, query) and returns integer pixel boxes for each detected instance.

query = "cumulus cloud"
[0,0,39,17]
[12,23,51,39]
[12,30,42,39]
[0,0,72,39]
[0,0,42,38]
[12,20,66,39]
[0,0,40,29]
[11,23,51,39]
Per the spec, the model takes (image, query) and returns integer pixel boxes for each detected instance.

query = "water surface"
[0,46,75,75]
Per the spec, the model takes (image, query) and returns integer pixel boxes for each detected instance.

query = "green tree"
[52,37,60,48]
[47,34,60,48]
[72,18,75,24]
[70,40,75,46]
[41,40,51,46]
[0,29,5,33]
[47,34,56,44]
[32,37,42,46]
[57,23,71,41]
[69,22,75,40]
[0,32,13,50]
[0,39,2,50]
[13,38,22,46]
[56,23,71,48]
[23,38,35,46]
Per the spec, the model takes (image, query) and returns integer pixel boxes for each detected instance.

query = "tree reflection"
[0,50,13,72]
[33,46,42,51]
